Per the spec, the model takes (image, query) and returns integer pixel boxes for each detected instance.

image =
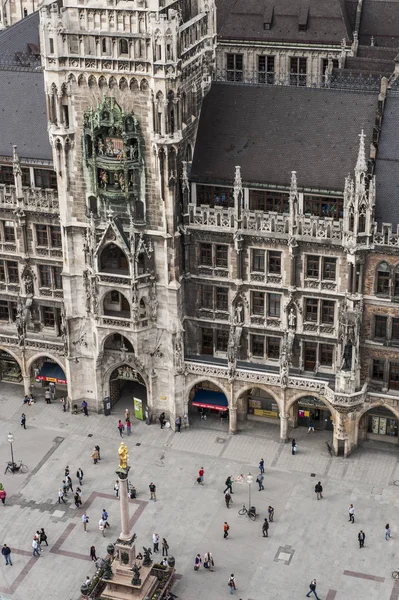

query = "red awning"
[192,401,228,412]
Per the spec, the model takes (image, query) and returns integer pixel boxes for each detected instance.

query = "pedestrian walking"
[358,530,365,548]
[259,458,264,474]
[223,476,233,494]
[175,415,181,432]
[62,480,69,497]
[315,481,323,500]
[348,504,355,523]
[262,518,269,537]
[82,512,89,532]
[65,466,70,477]
[228,574,236,594]
[204,551,214,571]
[39,528,48,546]
[32,538,40,557]
[20,413,26,429]
[268,506,274,522]
[225,491,232,508]
[60,397,66,412]
[149,482,156,502]
[58,488,66,504]
[66,475,73,492]
[198,467,204,485]
[90,546,97,562]
[114,480,119,498]
[223,521,229,539]
[256,473,264,491]
[82,400,88,416]
[102,509,110,528]
[307,421,315,433]
[49,381,55,400]
[291,439,297,455]
[99,518,106,537]
[74,491,82,508]
[306,579,320,599]
[91,447,99,464]
[2,544,12,565]
[159,412,166,428]
[76,487,83,502]
[162,538,169,556]
[153,533,159,553]
[117,420,124,437]
[76,468,84,485]
[95,445,101,460]
[125,408,130,421]
[35,532,42,552]
[385,523,391,541]
[126,418,131,436]
[0,487,6,505]
[194,553,201,570]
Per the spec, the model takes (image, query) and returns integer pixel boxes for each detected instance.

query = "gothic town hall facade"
[1,0,399,456]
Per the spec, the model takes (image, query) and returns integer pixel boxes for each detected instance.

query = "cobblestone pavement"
[1,382,399,599]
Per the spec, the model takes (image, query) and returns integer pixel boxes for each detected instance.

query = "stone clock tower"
[39,0,216,418]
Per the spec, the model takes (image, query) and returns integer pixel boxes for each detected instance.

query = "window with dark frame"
[0,260,4,281]
[248,189,289,213]
[216,329,229,352]
[322,257,337,280]
[200,243,212,266]
[51,226,62,248]
[226,53,243,82]
[267,336,280,359]
[258,55,275,84]
[304,342,317,369]
[201,285,213,309]
[36,224,49,246]
[251,334,264,357]
[7,261,19,283]
[215,245,228,268]
[34,169,57,189]
[389,363,399,390]
[306,256,320,278]
[216,287,228,311]
[3,221,15,242]
[392,318,399,341]
[43,306,55,328]
[54,267,63,290]
[268,293,281,317]
[305,298,318,322]
[201,328,213,354]
[372,359,384,381]
[268,251,281,274]
[374,315,388,339]
[39,265,52,288]
[252,291,265,315]
[304,195,343,218]
[376,263,390,295]
[320,344,333,366]
[0,301,8,320]
[321,300,335,324]
[252,249,265,272]
[196,185,234,208]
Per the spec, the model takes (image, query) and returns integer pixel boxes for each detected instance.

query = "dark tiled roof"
[358,0,399,48]
[0,12,40,67]
[375,94,399,226]
[191,83,379,192]
[216,0,353,44]
[0,69,51,161]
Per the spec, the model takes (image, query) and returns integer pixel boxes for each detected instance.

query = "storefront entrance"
[189,381,229,424]
[237,387,279,425]
[109,364,147,420]
[359,406,399,444]
[0,350,22,383]
[291,396,333,431]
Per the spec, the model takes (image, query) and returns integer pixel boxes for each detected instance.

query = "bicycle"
[4,461,28,475]
[325,441,333,457]
[238,503,257,521]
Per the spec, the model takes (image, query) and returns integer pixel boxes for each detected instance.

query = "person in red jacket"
[0,487,6,505]
[198,467,204,485]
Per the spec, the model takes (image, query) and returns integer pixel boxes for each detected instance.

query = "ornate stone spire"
[355,130,367,173]
[12,145,23,198]
[234,165,242,204]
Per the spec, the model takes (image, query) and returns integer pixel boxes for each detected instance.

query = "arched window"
[119,39,129,55]
[135,200,144,221]
[88,196,97,215]
[358,213,366,233]
[103,291,131,318]
[100,243,129,274]
[376,262,390,296]
[102,38,108,54]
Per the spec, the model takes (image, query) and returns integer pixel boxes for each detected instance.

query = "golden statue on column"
[118,441,129,469]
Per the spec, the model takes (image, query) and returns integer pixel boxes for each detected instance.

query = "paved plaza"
[1,383,399,599]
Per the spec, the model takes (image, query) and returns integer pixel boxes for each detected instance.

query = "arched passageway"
[188,380,229,426]
[103,291,130,318]
[289,395,333,431]
[237,387,280,426]
[0,349,22,383]
[109,364,147,421]
[359,405,399,444]
[31,355,67,399]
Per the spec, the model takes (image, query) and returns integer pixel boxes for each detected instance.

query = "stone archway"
[357,403,399,445]
[27,353,67,399]
[236,384,282,427]
[286,393,336,432]
[105,362,148,422]
[0,347,23,384]
[187,378,230,427]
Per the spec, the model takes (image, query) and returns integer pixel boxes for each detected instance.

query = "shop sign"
[254,409,278,419]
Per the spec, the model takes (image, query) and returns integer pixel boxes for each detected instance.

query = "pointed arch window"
[119,39,129,56]
[376,262,390,296]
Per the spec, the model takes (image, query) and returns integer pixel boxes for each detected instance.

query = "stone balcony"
[0,185,59,215]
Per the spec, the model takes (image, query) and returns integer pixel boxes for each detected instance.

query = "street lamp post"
[246,472,253,510]
[7,433,14,466]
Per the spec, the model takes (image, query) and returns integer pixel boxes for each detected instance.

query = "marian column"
[117,442,131,541]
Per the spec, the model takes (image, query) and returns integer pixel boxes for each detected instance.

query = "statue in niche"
[280,355,289,388]
[102,110,109,121]
[98,138,104,155]
[341,343,353,371]
[106,139,114,156]
[125,116,134,132]
[119,172,125,191]
[288,308,296,329]
[99,169,108,189]
[234,303,244,325]
[24,271,34,296]
[129,142,138,161]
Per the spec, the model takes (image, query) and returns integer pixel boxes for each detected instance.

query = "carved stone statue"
[130,563,141,586]
[280,354,289,388]
[175,331,184,373]
[288,308,296,329]
[24,270,34,296]
[341,343,352,371]
[118,441,129,470]
[234,303,244,325]
[142,547,152,567]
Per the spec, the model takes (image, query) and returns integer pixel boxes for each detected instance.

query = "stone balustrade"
[0,185,59,214]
